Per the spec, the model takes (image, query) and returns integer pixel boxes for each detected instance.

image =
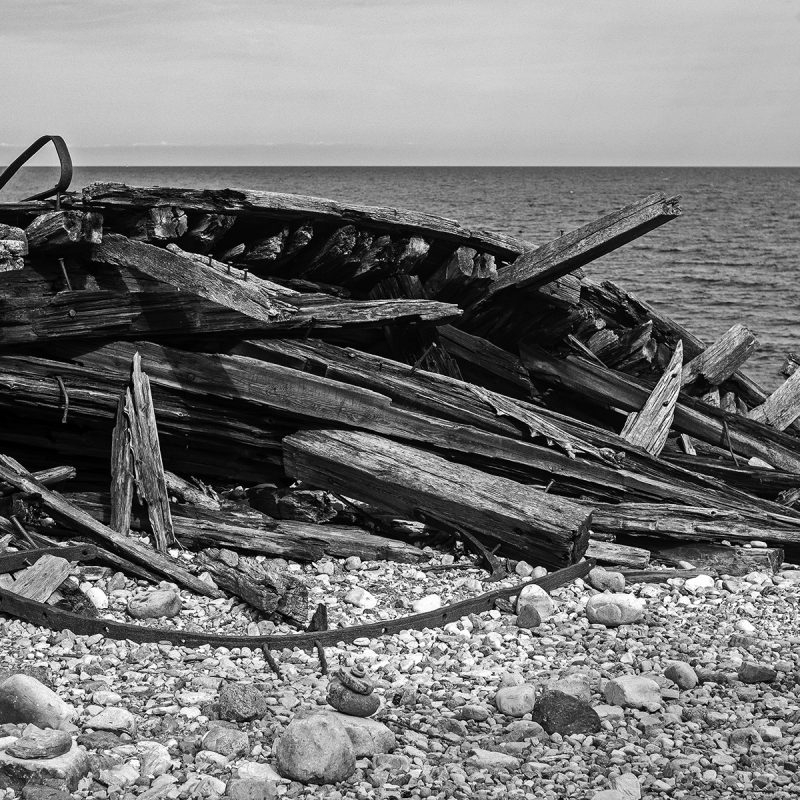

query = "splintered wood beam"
[0,465,75,496]
[283,428,592,569]
[127,353,174,552]
[645,543,783,576]
[589,502,800,547]
[82,183,526,260]
[109,389,135,534]
[25,211,103,252]
[585,539,650,569]
[521,344,800,472]
[7,554,72,603]
[681,324,757,387]
[0,459,221,598]
[620,340,683,456]
[92,233,300,324]
[477,193,681,302]
[748,368,800,430]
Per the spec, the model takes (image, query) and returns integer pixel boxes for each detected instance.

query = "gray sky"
[2,0,799,165]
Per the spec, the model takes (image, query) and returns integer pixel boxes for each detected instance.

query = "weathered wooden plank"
[8,554,72,603]
[0,459,221,598]
[681,324,757,387]
[109,389,135,534]
[473,193,681,304]
[196,547,309,624]
[521,344,800,472]
[25,211,102,252]
[0,465,75,497]
[586,539,650,569]
[82,183,526,260]
[284,428,592,569]
[92,233,299,325]
[127,353,174,552]
[748,367,800,430]
[620,340,683,455]
[69,493,425,563]
[646,543,783,576]
[590,502,800,546]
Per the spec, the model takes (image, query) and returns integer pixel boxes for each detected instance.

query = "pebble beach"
[1,547,799,800]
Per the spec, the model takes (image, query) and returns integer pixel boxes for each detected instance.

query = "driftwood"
[620,340,683,455]
[284,428,592,568]
[681,324,757,388]
[585,539,650,568]
[25,211,103,252]
[110,390,135,534]
[748,368,800,430]
[196,547,309,624]
[0,465,75,497]
[646,542,783,576]
[2,554,72,602]
[0,459,220,598]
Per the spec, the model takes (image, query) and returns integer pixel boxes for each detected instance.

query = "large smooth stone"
[603,676,662,712]
[84,707,137,734]
[327,679,379,718]
[6,727,71,760]
[127,590,182,620]
[531,689,601,736]
[0,676,73,730]
[323,711,396,757]
[494,685,536,717]
[585,593,644,627]
[515,584,554,621]
[274,714,355,784]
[0,741,89,792]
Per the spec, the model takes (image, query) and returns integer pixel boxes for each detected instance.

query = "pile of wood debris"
[1,182,799,629]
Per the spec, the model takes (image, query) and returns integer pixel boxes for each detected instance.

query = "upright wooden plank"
[127,353,174,552]
[109,388,135,534]
[748,368,800,431]
[681,324,757,387]
[620,341,683,455]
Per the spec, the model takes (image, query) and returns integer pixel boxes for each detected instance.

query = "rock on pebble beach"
[587,566,625,593]
[202,725,250,759]
[6,726,72,759]
[604,676,662,712]
[515,584,554,621]
[585,593,644,627]
[84,707,136,734]
[322,711,396,757]
[531,689,602,735]
[0,676,73,730]
[664,661,698,690]
[218,684,268,722]
[127,590,182,619]
[274,713,356,784]
[494,685,536,717]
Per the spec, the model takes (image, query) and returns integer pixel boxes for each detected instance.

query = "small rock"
[684,574,715,592]
[274,713,356,784]
[456,705,490,722]
[515,605,541,630]
[412,594,441,613]
[592,792,626,800]
[738,662,777,684]
[374,753,411,773]
[0,675,73,730]
[7,727,72,760]
[0,741,89,792]
[735,619,757,634]
[99,761,140,787]
[327,678,379,717]
[137,740,172,778]
[603,676,661,712]
[322,711,396,757]
[587,566,625,593]
[343,587,377,609]
[502,720,548,743]
[494,685,536,717]
[531,566,547,578]
[202,726,250,759]
[728,726,762,753]
[515,584,554,622]
[84,707,136,734]
[585,593,644,627]
[238,762,283,782]
[547,673,591,703]
[498,671,524,688]
[664,661,698,690]
[127,590,182,620]
[79,584,109,610]
[515,561,534,577]
[226,778,276,800]
[344,556,362,571]
[532,689,601,735]
[613,773,642,799]
[467,748,520,771]
[759,725,782,742]
[218,684,268,722]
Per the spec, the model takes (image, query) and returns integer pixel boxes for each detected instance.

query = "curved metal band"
[0,546,592,650]
[0,135,73,201]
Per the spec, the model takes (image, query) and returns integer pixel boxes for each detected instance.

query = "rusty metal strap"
[0,546,592,650]
[0,135,73,201]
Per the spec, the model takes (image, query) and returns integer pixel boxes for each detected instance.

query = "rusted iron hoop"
[0,135,73,201]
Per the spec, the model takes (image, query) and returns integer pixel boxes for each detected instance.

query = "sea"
[4,166,799,390]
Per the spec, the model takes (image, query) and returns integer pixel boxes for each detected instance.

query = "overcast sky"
[2,0,799,165]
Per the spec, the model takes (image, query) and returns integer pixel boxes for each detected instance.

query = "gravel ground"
[1,548,799,800]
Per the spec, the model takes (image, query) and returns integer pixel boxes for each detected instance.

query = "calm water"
[4,166,799,389]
